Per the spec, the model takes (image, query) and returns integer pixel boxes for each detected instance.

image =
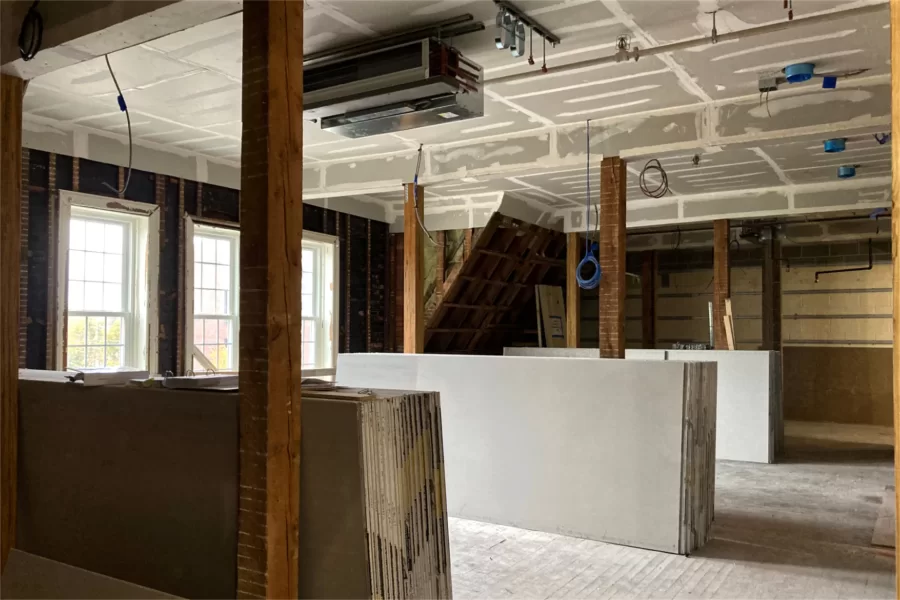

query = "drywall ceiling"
[20,0,892,230]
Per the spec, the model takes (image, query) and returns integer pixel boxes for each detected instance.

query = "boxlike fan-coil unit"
[303,38,484,138]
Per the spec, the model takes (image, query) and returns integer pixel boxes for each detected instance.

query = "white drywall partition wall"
[668,350,779,464]
[503,348,780,463]
[337,353,715,554]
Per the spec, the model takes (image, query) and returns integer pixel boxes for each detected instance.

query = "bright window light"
[58,193,159,372]
[191,226,239,372]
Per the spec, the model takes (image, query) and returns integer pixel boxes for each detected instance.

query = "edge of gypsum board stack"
[304,387,452,599]
[679,362,717,554]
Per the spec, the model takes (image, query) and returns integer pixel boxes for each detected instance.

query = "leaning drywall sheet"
[668,350,776,463]
[338,353,703,554]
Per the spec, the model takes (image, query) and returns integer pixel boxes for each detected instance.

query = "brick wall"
[19,148,390,372]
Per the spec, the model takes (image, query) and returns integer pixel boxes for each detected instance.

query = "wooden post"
[239,2,303,597]
[761,231,782,352]
[599,157,626,358]
[0,73,23,574]
[890,0,900,589]
[404,184,424,354]
[713,220,731,350]
[566,232,580,348]
[641,250,656,349]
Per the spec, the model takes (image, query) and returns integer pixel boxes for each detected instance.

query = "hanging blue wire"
[576,119,601,290]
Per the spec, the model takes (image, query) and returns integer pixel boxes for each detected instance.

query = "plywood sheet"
[338,353,715,554]
[536,285,566,348]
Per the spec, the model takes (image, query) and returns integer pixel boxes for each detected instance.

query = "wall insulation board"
[504,348,780,463]
[337,353,716,554]
[16,375,451,599]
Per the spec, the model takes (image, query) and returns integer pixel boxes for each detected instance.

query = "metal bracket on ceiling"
[493,0,561,46]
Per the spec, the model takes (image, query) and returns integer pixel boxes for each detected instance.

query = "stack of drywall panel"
[304,387,452,599]
[337,354,716,555]
[16,376,451,599]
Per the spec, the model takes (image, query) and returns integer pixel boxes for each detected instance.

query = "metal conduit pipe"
[486,2,888,86]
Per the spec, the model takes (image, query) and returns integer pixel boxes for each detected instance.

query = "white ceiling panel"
[21,0,892,219]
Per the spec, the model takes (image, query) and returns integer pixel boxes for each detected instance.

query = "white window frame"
[302,230,339,378]
[183,224,339,378]
[56,191,159,371]
[184,216,240,373]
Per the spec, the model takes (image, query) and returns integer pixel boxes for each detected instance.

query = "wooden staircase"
[424,213,568,354]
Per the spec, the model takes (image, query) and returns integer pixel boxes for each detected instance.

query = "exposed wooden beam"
[599,157,626,358]
[459,276,525,287]
[238,2,303,597]
[442,303,509,311]
[404,184,424,353]
[1,2,240,78]
[713,219,731,350]
[566,232,580,348]
[890,0,900,590]
[475,247,566,267]
[0,73,23,574]
[641,250,656,349]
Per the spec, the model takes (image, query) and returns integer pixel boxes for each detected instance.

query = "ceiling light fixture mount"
[494,0,560,63]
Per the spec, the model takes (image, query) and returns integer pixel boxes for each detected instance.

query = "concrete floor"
[449,421,895,599]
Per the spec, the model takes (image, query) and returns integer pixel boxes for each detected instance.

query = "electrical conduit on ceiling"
[485,3,887,86]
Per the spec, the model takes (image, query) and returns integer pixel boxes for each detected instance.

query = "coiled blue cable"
[577,120,601,290]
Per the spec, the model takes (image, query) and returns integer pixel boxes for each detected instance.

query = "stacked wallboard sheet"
[504,347,780,463]
[303,387,453,599]
[16,377,451,599]
[337,354,716,555]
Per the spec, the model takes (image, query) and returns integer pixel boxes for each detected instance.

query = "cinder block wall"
[584,239,892,426]
[780,240,892,426]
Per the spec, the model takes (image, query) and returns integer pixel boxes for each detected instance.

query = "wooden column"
[599,157,626,358]
[761,231,782,352]
[713,220,731,350]
[0,73,23,574]
[404,184,424,353]
[890,0,900,588]
[566,232,581,348]
[641,250,656,349]
[239,2,303,597]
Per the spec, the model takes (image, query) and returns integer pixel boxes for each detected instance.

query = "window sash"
[184,222,338,375]
[57,192,159,371]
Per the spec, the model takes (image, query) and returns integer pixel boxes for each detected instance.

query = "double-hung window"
[186,222,239,372]
[185,223,338,376]
[58,192,159,371]
[301,232,338,376]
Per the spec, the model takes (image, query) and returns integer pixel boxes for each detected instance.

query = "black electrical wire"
[410,144,437,246]
[18,0,43,61]
[639,158,669,198]
[101,54,134,196]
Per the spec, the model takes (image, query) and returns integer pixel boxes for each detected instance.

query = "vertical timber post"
[713,220,731,350]
[566,232,581,348]
[239,2,303,597]
[890,0,900,590]
[404,184,424,354]
[0,73,24,574]
[641,250,656,349]
[599,157,626,358]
